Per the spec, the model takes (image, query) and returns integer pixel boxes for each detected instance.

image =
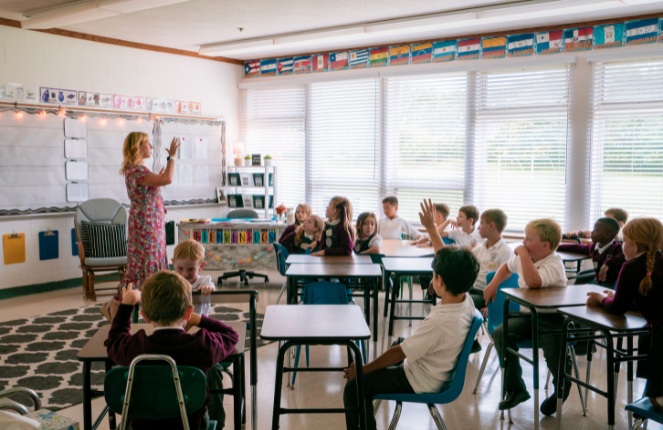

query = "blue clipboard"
[39,230,59,261]
[71,228,79,256]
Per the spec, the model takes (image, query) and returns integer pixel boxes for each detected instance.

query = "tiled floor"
[1,270,658,429]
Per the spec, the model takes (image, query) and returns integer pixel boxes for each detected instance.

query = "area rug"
[0,304,265,411]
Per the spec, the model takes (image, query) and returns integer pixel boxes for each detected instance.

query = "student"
[279,203,312,243]
[173,239,215,315]
[354,212,382,255]
[378,196,423,241]
[483,218,569,416]
[105,271,239,430]
[586,217,663,411]
[279,214,324,254]
[563,207,628,240]
[412,202,450,247]
[558,217,625,286]
[342,247,479,430]
[311,196,355,256]
[438,205,482,249]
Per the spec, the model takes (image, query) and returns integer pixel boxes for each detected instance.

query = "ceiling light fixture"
[476,0,624,23]
[364,12,476,36]
[199,38,275,57]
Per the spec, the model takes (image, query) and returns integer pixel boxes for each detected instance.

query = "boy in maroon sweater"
[558,217,625,286]
[105,271,239,430]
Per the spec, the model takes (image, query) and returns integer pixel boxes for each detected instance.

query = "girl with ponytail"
[312,196,355,256]
[586,217,663,410]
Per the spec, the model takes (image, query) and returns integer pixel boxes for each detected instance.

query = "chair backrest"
[104,354,207,430]
[226,208,259,219]
[442,237,455,245]
[486,271,520,335]
[74,198,127,237]
[302,281,350,305]
[273,242,289,276]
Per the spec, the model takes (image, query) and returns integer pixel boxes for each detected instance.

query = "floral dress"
[122,165,168,289]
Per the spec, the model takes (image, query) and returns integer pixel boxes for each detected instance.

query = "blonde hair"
[622,218,663,296]
[295,203,312,226]
[141,271,192,325]
[120,132,148,175]
[526,218,562,251]
[356,212,378,240]
[294,214,324,246]
[329,196,356,241]
[173,239,205,264]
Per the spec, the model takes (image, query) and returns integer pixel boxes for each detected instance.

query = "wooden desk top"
[77,321,246,361]
[558,306,648,332]
[286,255,373,265]
[380,239,435,258]
[502,284,609,308]
[260,305,370,340]
[285,263,382,277]
[382,257,434,273]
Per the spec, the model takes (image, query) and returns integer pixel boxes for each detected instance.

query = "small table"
[77,321,246,430]
[286,254,373,265]
[260,305,371,430]
[380,239,435,258]
[285,263,382,341]
[501,284,608,430]
[381,257,435,336]
[555,306,648,430]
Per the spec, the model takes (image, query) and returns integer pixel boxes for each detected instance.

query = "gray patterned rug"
[0,304,264,411]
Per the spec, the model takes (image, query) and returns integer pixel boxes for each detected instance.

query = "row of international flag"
[244,17,662,77]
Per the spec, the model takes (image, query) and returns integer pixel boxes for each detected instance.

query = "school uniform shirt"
[191,275,214,316]
[278,224,297,244]
[506,252,567,290]
[447,228,482,248]
[354,233,383,254]
[557,240,625,286]
[472,239,513,290]
[321,220,354,256]
[400,294,475,393]
[378,216,423,240]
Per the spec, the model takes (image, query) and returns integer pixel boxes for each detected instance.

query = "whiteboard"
[64,138,88,159]
[66,182,89,202]
[64,117,87,138]
[65,160,89,181]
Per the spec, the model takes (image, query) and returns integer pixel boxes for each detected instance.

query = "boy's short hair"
[432,248,480,295]
[596,217,621,239]
[141,271,192,324]
[382,196,398,206]
[434,203,450,219]
[526,218,562,251]
[173,239,205,263]
[481,209,508,233]
[459,205,480,225]
[604,208,628,224]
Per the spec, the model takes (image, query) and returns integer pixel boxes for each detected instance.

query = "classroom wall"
[0,25,242,290]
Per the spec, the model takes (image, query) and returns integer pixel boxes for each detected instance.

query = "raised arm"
[140,138,180,187]
[419,199,445,251]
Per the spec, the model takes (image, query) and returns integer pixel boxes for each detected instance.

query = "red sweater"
[320,222,354,256]
[557,240,625,286]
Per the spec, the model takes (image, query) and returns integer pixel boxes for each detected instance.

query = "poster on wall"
[594,23,624,48]
[625,18,660,45]
[506,34,535,57]
[293,56,312,74]
[311,53,328,72]
[410,42,432,64]
[457,38,481,60]
[78,91,113,107]
[278,58,293,75]
[481,37,506,59]
[389,45,410,65]
[40,87,77,104]
[329,52,348,71]
[432,40,457,62]
[563,27,593,51]
[369,47,389,67]
[535,30,563,54]
[349,49,369,68]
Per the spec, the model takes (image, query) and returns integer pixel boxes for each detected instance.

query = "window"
[590,59,663,221]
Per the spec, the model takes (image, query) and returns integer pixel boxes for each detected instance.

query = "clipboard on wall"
[38,230,59,260]
[71,228,79,256]
[3,232,26,264]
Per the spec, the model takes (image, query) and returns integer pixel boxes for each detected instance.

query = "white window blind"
[306,79,380,216]
[473,66,571,231]
[241,87,306,208]
[383,73,467,222]
[590,59,663,221]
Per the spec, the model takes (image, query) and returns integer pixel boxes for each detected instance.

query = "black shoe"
[540,383,571,416]
[471,339,482,354]
[498,390,531,410]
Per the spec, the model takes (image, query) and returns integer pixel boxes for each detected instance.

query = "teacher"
[120,131,180,290]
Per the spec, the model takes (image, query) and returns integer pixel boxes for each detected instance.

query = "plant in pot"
[244,154,252,166]
[264,154,273,166]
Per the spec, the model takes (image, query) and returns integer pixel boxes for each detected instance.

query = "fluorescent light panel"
[477,0,624,22]
[199,38,274,57]
[365,12,476,36]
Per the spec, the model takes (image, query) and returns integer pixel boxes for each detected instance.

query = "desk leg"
[82,361,91,430]
[531,308,540,430]
[555,319,572,430]
[383,270,391,318]
[388,275,399,337]
[373,278,379,342]
[272,341,289,429]
[627,335,634,428]
[363,278,370,326]
[106,360,116,430]
[605,329,616,429]
[232,355,244,430]
[346,341,367,430]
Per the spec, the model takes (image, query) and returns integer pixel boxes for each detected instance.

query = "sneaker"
[471,339,482,354]
[498,390,531,410]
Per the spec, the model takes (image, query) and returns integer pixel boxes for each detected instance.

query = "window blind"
[473,66,571,231]
[241,87,306,207]
[590,59,663,221]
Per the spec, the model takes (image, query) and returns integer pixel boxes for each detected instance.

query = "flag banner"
[506,33,534,57]
[260,58,278,76]
[293,55,312,74]
[457,38,480,60]
[244,59,260,77]
[369,46,389,67]
[536,30,563,54]
[277,57,293,75]
[389,45,411,65]
[349,49,370,68]
[481,36,506,59]
[563,27,593,51]
[625,18,660,45]
[432,40,457,62]
[410,42,432,64]
[329,52,349,70]
[312,53,328,72]
[594,23,625,48]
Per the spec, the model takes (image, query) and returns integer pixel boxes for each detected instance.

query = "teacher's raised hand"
[167,137,181,158]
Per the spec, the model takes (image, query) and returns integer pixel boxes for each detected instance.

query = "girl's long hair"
[622,217,663,296]
[330,196,356,241]
[356,212,377,240]
[294,214,324,246]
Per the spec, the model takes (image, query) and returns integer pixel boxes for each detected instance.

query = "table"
[381,257,435,336]
[285,263,382,341]
[555,306,648,430]
[77,321,246,430]
[506,242,590,275]
[260,305,371,430]
[380,239,435,257]
[286,254,373,265]
[501,284,609,430]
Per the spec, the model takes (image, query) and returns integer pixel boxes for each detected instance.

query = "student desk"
[501,284,608,430]
[77,321,246,430]
[260,305,371,430]
[285,263,382,341]
[506,242,590,276]
[285,254,373,265]
[555,306,648,430]
[380,239,435,258]
[381,257,435,336]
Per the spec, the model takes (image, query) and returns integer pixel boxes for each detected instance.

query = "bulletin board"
[0,111,225,214]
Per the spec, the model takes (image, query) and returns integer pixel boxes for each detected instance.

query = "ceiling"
[1,0,663,61]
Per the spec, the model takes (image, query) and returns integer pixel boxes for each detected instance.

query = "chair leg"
[276,281,287,304]
[387,401,403,430]
[545,369,552,392]
[88,272,97,301]
[473,340,494,394]
[569,347,587,415]
[427,404,448,430]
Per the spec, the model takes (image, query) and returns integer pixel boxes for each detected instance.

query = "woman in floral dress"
[120,131,180,289]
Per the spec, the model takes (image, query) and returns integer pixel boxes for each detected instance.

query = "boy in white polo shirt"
[438,205,482,248]
[342,247,479,430]
[378,196,423,241]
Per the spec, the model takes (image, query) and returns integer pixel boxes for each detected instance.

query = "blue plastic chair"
[442,237,455,245]
[372,309,483,430]
[626,397,663,429]
[273,243,289,304]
